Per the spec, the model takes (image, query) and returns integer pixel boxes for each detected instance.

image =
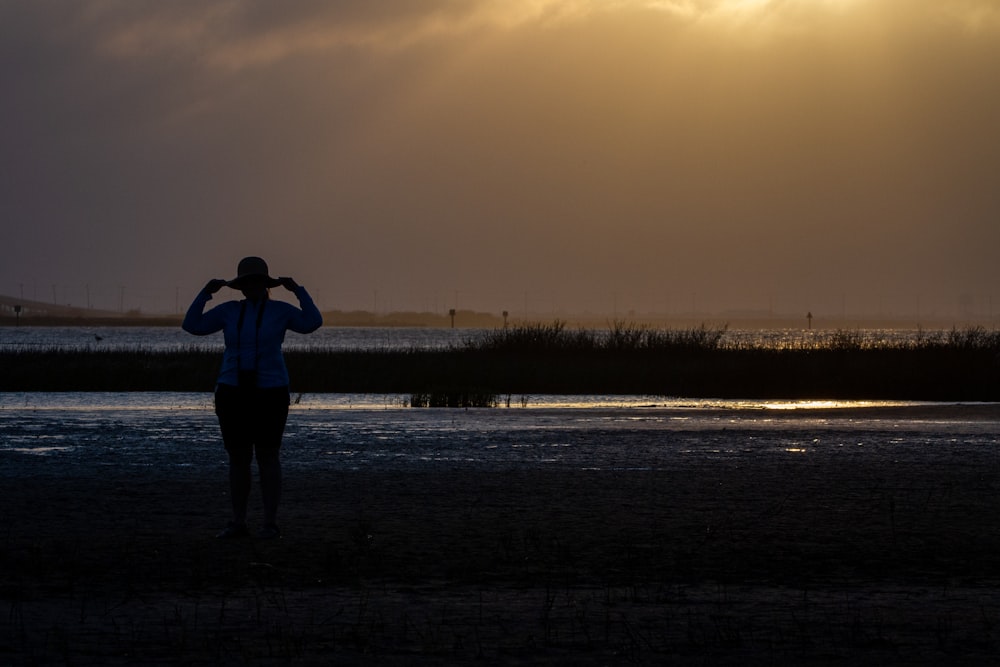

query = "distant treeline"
[3,323,999,401]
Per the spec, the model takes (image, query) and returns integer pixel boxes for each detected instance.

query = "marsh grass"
[2,323,998,399]
[470,320,728,353]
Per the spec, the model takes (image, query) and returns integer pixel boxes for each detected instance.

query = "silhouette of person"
[182,256,323,539]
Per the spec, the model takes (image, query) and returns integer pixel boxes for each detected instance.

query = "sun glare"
[718,0,773,12]
[641,0,858,21]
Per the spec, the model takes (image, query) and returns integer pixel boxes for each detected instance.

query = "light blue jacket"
[182,287,323,388]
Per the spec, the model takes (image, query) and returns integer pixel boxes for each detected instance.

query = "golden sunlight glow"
[716,0,774,12]
[101,0,882,70]
[697,0,860,25]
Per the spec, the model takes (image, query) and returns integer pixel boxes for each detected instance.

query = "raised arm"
[278,277,323,333]
[181,279,229,335]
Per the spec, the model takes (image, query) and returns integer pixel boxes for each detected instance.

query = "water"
[2,391,996,476]
[0,391,931,412]
[0,325,474,352]
[0,325,949,352]
[3,326,996,476]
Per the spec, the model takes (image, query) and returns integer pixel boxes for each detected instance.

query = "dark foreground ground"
[3,422,1000,666]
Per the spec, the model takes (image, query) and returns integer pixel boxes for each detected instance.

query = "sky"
[2,0,999,321]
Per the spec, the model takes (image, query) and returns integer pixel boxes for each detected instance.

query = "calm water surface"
[2,392,996,475]
[0,325,948,352]
[0,325,472,351]
[3,326,996,474]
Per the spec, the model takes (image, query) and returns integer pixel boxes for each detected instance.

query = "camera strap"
[236,299,267,373]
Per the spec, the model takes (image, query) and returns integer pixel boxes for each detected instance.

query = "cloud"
[1,0,998,316]
[935,0,1000,31]
[83,1,581,69]
[23,1,999,80]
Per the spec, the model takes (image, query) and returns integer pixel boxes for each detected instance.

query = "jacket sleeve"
[287,286,323,334]
[181,290,227,335]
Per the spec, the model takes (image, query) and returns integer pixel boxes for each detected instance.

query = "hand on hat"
[277,277,299,292]
[203,279,228,295]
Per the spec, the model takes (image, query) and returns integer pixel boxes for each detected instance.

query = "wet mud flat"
[3,407,1000,664]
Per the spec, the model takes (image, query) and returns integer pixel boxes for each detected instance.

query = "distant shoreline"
[2,313,998,330]
[3,294,998,330]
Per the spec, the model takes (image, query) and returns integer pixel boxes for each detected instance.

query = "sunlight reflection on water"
[0,392,931,412]
[1,393,997,474]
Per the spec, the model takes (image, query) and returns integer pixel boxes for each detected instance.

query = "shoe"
[258,524,281,540]
[216,522,249,539]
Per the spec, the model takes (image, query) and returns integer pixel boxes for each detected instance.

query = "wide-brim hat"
[226,256,282,289]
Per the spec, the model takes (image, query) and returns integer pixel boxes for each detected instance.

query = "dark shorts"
[214,384,290,464]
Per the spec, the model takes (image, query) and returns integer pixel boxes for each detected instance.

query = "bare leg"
[215,385,256,537]
[258,452,282,527]
[229,458,252,525]
[255,388,288,534]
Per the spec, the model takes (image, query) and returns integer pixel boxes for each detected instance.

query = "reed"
[466,320,728,353]
[2,324,998,399]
